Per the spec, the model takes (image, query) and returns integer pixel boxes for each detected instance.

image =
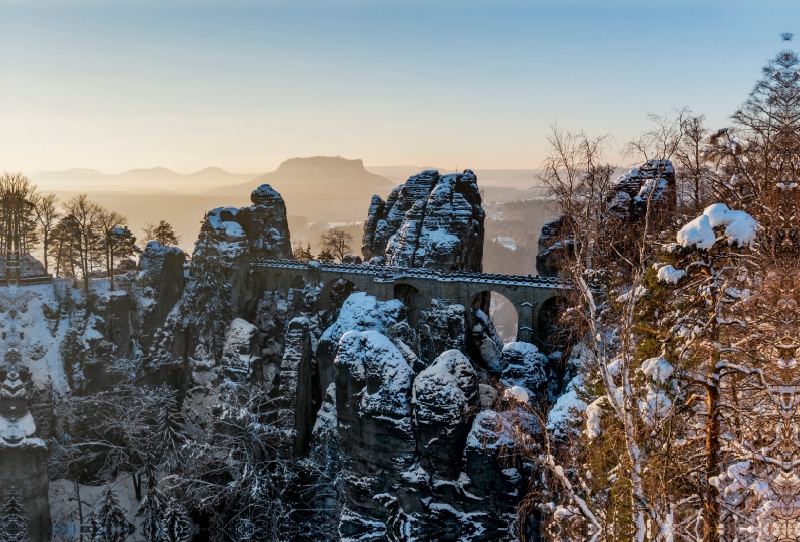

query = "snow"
[677,215,716,250]
[0,284,70,395]
[319,292,404,347]
[657,265,685,284]
[639,390,671,428]
[546,376,587,436]
[677,203,758,249]
[312,383,338,436]
[640,356,674,384]
[221,318,257,374]
[503,386,529,403]
[252,184,281,199]
[336,330,414,425]
[585,398,604,439]
[413,350,476,427]
[220,220,245,241]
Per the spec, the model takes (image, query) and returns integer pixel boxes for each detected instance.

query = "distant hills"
[30,167,261,193]
[30,158,550,245]
[206,156,395,222]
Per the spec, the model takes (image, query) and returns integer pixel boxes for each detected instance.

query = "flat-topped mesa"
[362,169,485,272]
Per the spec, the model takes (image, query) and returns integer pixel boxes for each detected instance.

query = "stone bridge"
[249,259,570,347]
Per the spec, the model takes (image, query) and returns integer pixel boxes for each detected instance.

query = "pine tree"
[187,219,231,352]
[156,390,187,473]
[0,486,29,542]
[135,466,166,542]
[161,498,190,542]
[87,486,129,542]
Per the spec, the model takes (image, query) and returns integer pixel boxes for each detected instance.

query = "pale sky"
[1,0,798,174]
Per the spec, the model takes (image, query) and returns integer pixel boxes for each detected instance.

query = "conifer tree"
[87,486,129,542]
[161,498,190,542]
[136,466,166,542]
[0,486,29,542]
[187,219,231,353]
[156,388,187,473]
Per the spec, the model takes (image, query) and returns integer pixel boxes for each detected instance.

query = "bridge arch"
[318,278,359,311]
[535,294,563,354]
[466,289,519,344]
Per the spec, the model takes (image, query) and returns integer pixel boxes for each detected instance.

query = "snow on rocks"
[220,318,258,379]
[656,265,685,284]
[677,203,758,249]
[334,330,416,534]
[503,386,529,403]
[317,292,404,397]
[500,342,548,397]
[547,375,588,438]
[362,169,485,272]
[412,349,478,478]
[469,309,504,373]
[336,330,414,429]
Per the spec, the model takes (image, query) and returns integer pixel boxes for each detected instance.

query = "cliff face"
[362,170,485,272]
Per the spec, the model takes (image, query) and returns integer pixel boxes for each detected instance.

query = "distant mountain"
[364,166,544,188]
[207,156,395,222]
[30,167,261,193]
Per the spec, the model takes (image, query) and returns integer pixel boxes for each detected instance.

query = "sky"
[1,0,799,174]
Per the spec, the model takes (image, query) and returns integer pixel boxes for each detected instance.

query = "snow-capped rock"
[334,330,415,536]
[362,169,485,272]
[412,349,479,479]
[316,292,404,399]
[500,342,548,397]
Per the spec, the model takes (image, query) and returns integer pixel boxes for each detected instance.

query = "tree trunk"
[703,356,721,542]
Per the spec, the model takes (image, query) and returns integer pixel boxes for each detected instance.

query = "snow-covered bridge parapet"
[249,258,568,345]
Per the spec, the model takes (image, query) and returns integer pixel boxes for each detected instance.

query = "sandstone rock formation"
[362,170,485,271]
[334,330,415,540]
[500,342,549,398]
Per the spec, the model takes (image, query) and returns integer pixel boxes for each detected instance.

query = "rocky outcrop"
[362,170,485,271]
[417,300,466,367]
[220,317,259,381]
[412,350,479,480]
[276,317,315,457]
[334,330,415,540]
[135,241,186,355]
[468,309,505,374]
[464,409,535,540]
[535,216,571,279]
[537,160,675,278]
[608,159,675,219]
[204,184,292,262]
[500,342,548,398]
[322,294,541,541]
[316,293,405,401]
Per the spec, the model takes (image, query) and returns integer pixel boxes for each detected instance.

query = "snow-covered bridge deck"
[249,258,569,345]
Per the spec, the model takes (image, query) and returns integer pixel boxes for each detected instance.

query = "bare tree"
[32,193,60,274]
[64,194,104,293]
[319,228,353,262]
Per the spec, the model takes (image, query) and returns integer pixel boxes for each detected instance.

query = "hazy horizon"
[3,1,800,176]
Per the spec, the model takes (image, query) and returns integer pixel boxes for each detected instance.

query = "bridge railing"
[249,258,570,288]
